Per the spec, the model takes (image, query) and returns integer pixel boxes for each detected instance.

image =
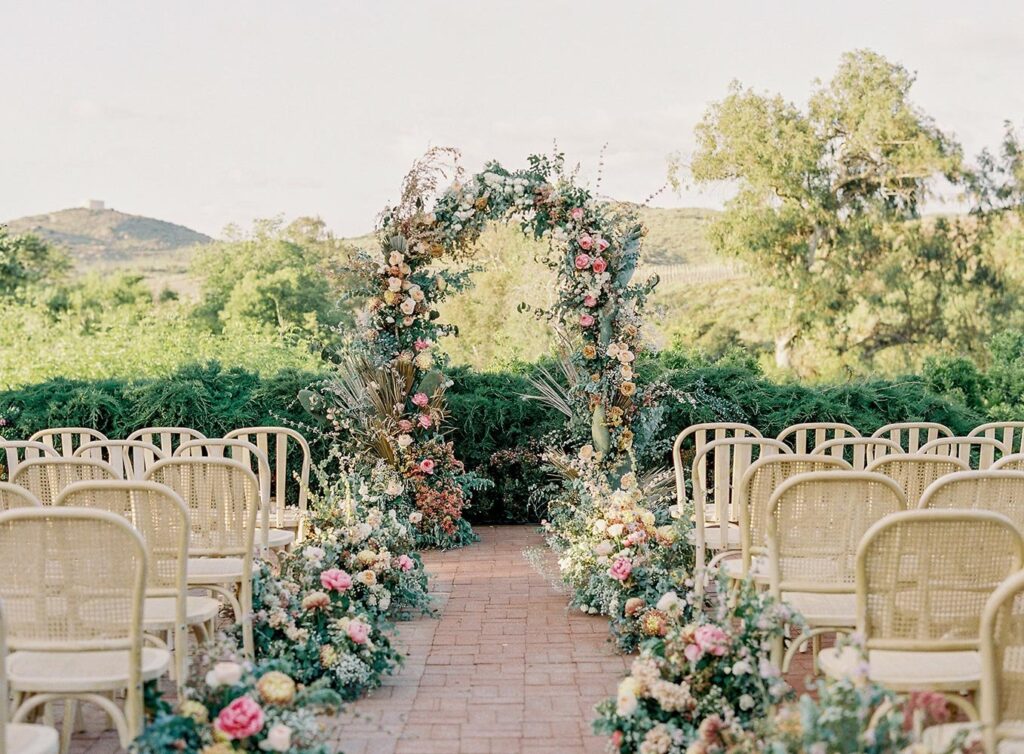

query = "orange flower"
[582,344,597,359]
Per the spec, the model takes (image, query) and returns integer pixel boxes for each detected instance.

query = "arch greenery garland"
[306,149,659,548]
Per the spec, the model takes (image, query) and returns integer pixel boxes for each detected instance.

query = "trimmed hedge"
[0,353,989,522]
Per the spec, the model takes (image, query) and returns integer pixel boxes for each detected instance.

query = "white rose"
[592,519,608,534]
[387,277,403,292]
[656,591,682,616]
[388,251,404,266]
[356,522,373,542]
[357,569,377,586]
[302,546,325,563]
[616,677,640,716]
[397,434,414,448]
[259,723,292,752]
[400,299,417,315]
[606,523,625,538]
[409,285,424,302]
[739,693,755,711]
[594,541,614,557]
[204,661,242,688]
[384,478,403,495]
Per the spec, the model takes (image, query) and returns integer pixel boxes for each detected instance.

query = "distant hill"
[4,206,213,294]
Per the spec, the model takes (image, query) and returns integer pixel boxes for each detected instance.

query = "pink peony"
[412,393,430,408]
[347,619,371,644]
[418,414,433,429]
[580,314,595,328]
[684,643,702,662]
[694,624,730,656]
[570,207,584,222]
[608,557,632,582]
[320,568,352,592]
[583,295,597,307]
[595,236,610,253]
[419,459,435,475]
[397,554,415,572]
[592,257,608,274]
[398,419,414,433]
[578,234,594,251]
[215,696,265,740]
[414,338,431,352]
[574,253,591,270]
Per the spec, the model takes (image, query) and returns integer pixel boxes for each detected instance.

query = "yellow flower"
[178,700,208,723]
[620,381,637,397]
[201,744,236,754]
[320,645,338,667]
[357,549,377,566]
[474,196,489,210]
[582,344,597,359]
[257,670,296,705]
[383,290,398,305]
[301,591,330,611]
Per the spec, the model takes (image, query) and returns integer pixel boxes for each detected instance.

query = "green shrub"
[0,350,1002,524]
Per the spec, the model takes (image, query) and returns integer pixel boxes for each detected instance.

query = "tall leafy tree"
[0,227,69,299]
[692,50,1005,373]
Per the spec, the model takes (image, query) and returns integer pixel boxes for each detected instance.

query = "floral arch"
[305,149,658,548]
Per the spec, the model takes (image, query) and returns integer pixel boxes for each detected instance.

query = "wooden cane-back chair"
[920,436,1012,471]
[776,422,861,455]
[11,458,119,506]
[920,470,1024,533]
[870,422,953,453]
[27,428,108,458]
[74,440,167,480]
[810,437,901,470]
[0,441,59,482]
[866,454,970,508]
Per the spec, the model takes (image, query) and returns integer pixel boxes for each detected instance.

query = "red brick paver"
[332,524,628,754]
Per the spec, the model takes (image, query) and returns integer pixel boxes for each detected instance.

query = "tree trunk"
[775,331,796,371]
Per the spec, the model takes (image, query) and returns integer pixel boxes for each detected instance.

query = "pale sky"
[3,0,1022,237]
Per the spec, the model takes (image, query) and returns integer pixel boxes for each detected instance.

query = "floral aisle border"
[302,149,660,549]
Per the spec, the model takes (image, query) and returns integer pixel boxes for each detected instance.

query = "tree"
[191,217,354,338]
[691,50,1005,374]
[0,227,69,299]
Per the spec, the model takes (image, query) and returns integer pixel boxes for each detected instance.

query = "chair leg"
[60,700,77,753]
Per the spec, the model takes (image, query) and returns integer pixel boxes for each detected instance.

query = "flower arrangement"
[543,446,695,650]
[594,580,792,753]
[132,645,341,754]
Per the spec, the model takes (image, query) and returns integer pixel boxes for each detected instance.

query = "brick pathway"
[331,524,629,754]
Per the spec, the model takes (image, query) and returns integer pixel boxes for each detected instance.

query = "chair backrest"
[866,453,970,507]
[857,510,1024,651]
[767,471,905,594]
[10,458,120,505]
[673,422,762,510]
[224,427,312,523]
[920,436,1011,470]
[972,422,1024,456]
[56,481,189,597]
[869,422,953,453]
[981,570,1024,750]
[74,440,167,480]
[174,439,270,536]
[995,454,1024,472]
[920,471,1024,532]
[0,507,146,652]
[810,437,901,470]
[144,457,258,558]
[0,440,60,480]
[27,427,108,458]
[736,453,852,569]
[0,482,42,511]
[691,437,790,528]
[776,422,861,454]
[126,427,207,456]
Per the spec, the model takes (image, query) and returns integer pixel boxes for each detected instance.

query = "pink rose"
[412,393,429,408]
[320,568,352,592]
[595,236,610,253]
[419,459,435,474]
[684,643,702,662]
[418,414,432,429]
[347,619,371,644]
[580,314,595,328]
[592,257,608,274]
[397,554,415,572]
[574,253,591,270]
[608,557,632,582]
[398,419,414,433]
[583,295,597,308]
[414,338,430,352]
[694,624,730,656]
[578,234,594,251]
[570,207,584,222]
[215,696,265,740]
